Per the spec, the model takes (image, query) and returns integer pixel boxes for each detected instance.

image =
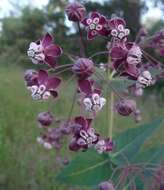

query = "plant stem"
[109,91,114,139]
[106,56,115,139]
[77,22,86,57]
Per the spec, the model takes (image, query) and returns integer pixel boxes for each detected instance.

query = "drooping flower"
[37,112,54,127]
[82,12,110,40]
[115,99,137,116]
[65,1,86,22]
[110,43,142,79]
[108,17,130,41]
[27,33,62,67]
[95,138,113,154]
[27,69,61,100]
[69,116,99,151]
[78,79,106,113]
[72,58,94,79]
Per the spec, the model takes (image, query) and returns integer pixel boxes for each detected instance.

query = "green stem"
[106,59,115,139]
[109,91,114,139]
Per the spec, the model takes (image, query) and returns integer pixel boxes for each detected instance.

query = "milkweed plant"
[24,1,164,190]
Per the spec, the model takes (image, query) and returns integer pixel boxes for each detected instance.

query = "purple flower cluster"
[24,1,163,166]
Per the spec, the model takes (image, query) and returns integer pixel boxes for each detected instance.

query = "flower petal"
[108,17,126,29]
[44,44,62,57]
[81,18,89,26]
[125,65,139,79]
[78,79,92,95]
[75,116,87,128]
[41,33,53,48]
[99,15,107,25]
[91,12,100,19]
[87,30,97,40]
[45,56,57,68]
[98,28,110,36]
[38,70,48,84]
[47,77,61,90]
[111,47,127,60]
[50,90,58,98]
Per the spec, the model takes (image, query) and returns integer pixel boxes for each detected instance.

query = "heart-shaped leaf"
[112,119,162,165]
[57,149,113,187]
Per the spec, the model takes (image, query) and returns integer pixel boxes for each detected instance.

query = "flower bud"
[37,112,54,126]
[116,99,136,116]
[62,158,69,165]
[72,58,94,79]
[24,69,38,86]
[65,2,86,22]
[99,181,115,190]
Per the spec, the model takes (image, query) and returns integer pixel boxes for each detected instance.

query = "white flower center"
[28,84,49,100]
[83,93,106,112]
[137,71,153,87]
[79,128,97,146]
[111,25,130,39]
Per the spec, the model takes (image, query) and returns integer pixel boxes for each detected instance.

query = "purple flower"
[65,2,86,22]
[27,69,61,100]
[27,33,62,67]
[108,17,130,41]
[37,112,54,127]
[95,138,113,154]
[72,58,94,79]
[99,181,115,190]
[83,93,106,113]
[82,12,110,40]
[110,43,142,79]
[77,79,106,113]
[69,116,99,151]
[115,99,137,116]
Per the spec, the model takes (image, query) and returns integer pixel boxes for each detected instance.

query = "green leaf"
[109,79,135,92]
[57,149,113,187]
[132,145,164,164]
[112,119,162,165]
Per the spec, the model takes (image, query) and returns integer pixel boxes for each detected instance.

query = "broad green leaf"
[132,145,164,164]
[57,149,113,187]
[133,146,164,189]
[112,119,162,165]
[109,79,135,92]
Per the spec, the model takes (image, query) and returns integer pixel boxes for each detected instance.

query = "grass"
[0,66,163,190]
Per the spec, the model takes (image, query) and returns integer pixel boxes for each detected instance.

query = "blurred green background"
[0,0,164,189]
